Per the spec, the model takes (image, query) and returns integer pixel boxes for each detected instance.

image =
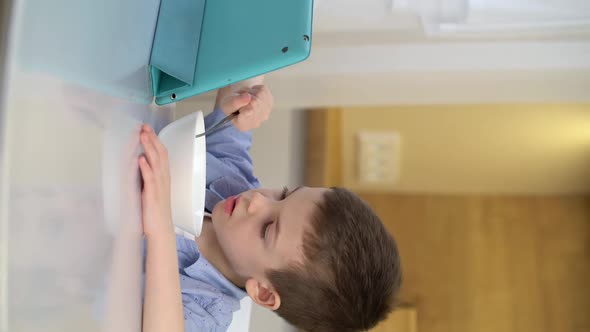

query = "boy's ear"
[245,278,281,311]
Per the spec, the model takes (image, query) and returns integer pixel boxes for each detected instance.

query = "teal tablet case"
[150,0,313,105]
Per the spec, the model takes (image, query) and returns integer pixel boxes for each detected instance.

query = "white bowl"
[158,111,206,237]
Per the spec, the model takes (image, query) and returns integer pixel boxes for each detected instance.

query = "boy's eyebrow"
[274,186,303,249]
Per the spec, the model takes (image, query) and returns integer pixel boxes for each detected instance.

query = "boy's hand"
[219,84,274,132]
[139,124,174,239]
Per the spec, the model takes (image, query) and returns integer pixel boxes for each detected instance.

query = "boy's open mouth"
[224,196,240,216]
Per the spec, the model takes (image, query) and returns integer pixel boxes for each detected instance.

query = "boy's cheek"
[211,202,227,224]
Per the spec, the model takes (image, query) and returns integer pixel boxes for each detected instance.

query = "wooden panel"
[339,105,590,194]
[372,306,418,332]
[304,109,341,187]
[359,194,590,332]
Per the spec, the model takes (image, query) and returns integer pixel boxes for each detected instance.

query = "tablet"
[153,0,313,105]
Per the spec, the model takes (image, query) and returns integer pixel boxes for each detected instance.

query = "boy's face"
[211,186,328,306]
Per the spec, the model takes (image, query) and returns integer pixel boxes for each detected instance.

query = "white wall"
[262,38,590,109]
[180,37,590,110]
[250,108,305,189]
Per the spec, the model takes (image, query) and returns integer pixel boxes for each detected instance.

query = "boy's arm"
[139,125,184,332]
[204,77,273,186]
[143,231,183,332]
[204,108,260,188]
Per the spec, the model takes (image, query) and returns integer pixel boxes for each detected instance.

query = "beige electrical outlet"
[357,131,401,185]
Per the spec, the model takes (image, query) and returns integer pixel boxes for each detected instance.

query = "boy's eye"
[261,186,289,241]
[280,186,289,200]
[261,221,272,239]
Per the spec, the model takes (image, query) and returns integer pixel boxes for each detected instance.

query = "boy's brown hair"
[267,187,402,332]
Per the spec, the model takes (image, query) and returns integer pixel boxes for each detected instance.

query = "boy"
[140,84,402,332]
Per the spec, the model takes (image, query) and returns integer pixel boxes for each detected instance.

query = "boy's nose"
[247,191,268,214]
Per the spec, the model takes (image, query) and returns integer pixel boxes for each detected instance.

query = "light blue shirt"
[203,108,260,212]
[177,108,260,331]
[176,236,245,331]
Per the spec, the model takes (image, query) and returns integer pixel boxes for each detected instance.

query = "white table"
[0,0,251,331]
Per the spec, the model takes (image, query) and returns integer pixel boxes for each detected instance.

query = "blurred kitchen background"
[2,0,589,331]
[178,0,590,331]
